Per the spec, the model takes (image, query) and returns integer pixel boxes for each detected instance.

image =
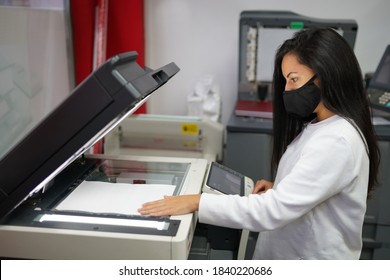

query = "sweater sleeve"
[198,133,358,231]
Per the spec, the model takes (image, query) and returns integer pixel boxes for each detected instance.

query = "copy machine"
[0,52,210,259]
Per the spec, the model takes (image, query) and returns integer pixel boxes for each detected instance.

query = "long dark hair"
[271,27,380,197]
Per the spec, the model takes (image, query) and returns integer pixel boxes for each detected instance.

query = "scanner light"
[38,214,168,230]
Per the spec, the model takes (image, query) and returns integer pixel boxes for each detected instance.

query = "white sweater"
[199,115,369,259]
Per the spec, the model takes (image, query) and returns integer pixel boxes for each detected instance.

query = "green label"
[290,21,304,29]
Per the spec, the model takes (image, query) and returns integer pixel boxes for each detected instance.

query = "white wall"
[145,0,390,127]
[0,5,72,159]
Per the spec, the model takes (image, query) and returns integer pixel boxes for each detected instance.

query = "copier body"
[0,52,209,259]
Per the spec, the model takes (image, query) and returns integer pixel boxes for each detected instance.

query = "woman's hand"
[252,179,274,194]
[138,194,201,217]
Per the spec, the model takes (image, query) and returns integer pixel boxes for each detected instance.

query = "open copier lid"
[0,51,179,219]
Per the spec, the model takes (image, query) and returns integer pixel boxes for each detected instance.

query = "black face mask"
[283,75,321,119]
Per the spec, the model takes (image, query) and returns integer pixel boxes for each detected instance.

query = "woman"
[138,28,380,259]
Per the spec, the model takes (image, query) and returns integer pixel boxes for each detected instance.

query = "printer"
[0,52,209,259]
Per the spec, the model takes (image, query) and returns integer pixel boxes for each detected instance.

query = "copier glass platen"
[0,154,207,260]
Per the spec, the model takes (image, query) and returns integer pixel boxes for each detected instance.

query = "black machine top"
[367,45,390,113]
[369,45,390,91]
[0,52,179,218]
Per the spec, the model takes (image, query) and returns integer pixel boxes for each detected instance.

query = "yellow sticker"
[181,123,199,135]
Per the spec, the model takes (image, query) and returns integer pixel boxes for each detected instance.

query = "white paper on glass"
[55,181,176,216]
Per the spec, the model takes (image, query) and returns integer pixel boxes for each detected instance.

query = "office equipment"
[367,45,390,113]
[0,52,211,260]
[104,114,224,162]
[203,161,253,196]
[235,11,358,118]
[202,161,254,260]
[0,51,179,218]
[0,154,207,259]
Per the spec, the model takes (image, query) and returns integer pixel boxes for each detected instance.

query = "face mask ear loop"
[308,74,318,84]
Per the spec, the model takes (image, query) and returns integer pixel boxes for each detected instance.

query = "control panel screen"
[372,51,390,88]
[367,45,390,111]
[206,162,244,195]
[369,45,390,90]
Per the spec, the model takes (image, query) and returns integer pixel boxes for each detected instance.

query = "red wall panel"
[70,0,145,112]
[70,0,145,153]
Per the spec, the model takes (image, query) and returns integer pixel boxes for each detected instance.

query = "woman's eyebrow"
[286,72,298,78]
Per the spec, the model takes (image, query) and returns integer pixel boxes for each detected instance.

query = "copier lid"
[0,51,179,218]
